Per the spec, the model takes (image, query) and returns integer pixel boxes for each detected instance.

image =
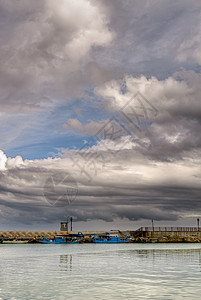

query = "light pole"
[67,216,69,233]
[152,219,154,231]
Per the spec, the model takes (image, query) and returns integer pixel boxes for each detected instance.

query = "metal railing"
[136,227,201,232]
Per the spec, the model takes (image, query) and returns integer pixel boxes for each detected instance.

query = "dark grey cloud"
[0,0,113,112]
[94,0,201,77]
[1,0,200,113]
[1,0,201,228]
[0,147,200,226]
[94,71,201,162]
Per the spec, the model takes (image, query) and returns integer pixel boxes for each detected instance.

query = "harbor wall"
[1,228,201,242]
[143,231,201,242]
[130,227,201,242]
[0,230,122,240]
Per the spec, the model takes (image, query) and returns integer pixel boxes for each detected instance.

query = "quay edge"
[1,227,201,243]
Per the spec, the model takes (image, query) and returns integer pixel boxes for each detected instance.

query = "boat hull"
[40,239,81,244]
[93,233,132,243]
[93,240,131,243]
[39,235,83,244]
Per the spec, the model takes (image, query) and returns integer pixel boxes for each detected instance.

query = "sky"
[0,0,201,231]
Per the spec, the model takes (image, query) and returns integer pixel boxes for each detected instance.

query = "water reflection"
[1,244,201,299]
[59,254,73,271]
[57,246,201,274]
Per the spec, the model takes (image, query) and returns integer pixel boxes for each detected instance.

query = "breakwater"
[130,227,201,242]
[1,227,201,243]
[0,230,127,242]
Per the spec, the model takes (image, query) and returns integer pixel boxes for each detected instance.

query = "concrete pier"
[0,230,126,242]
[1,227,201,242]
[130,227,201,242]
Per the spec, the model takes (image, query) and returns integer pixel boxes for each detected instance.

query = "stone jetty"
[1,227,201,243]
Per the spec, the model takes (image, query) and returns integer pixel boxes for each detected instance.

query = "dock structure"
[0,231,58,241]
[0,230,126,242]
[1,227,201,243]
[130,227,201,242]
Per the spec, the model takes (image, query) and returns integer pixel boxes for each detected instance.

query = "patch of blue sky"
[5,135,96,160]
[66,94,111,122]
[2,93,111,159]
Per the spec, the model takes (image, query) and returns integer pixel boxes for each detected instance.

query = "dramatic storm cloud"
[0,0,201,229]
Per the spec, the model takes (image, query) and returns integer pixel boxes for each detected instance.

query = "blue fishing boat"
[40,232,84,244]
[93,232,132,243]
[40,236,67,244]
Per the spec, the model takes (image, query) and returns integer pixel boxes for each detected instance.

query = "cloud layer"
[0,0,113,111]
[0,0,201,228]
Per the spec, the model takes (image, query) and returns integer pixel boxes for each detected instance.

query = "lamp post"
[67,216,69,233]
[152,219,154,232]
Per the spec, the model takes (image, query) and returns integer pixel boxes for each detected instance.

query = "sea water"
[1,243,201,299]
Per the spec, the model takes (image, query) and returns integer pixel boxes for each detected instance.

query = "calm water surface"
[1,243,201,299]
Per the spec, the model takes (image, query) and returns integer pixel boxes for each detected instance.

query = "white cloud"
[63,118,108,135]
[6,155,24,169]
[0,151,25,170]
[95,75,190,113]
[48,0,113,61]
[46,0,113,62]
[0,150,7,170]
